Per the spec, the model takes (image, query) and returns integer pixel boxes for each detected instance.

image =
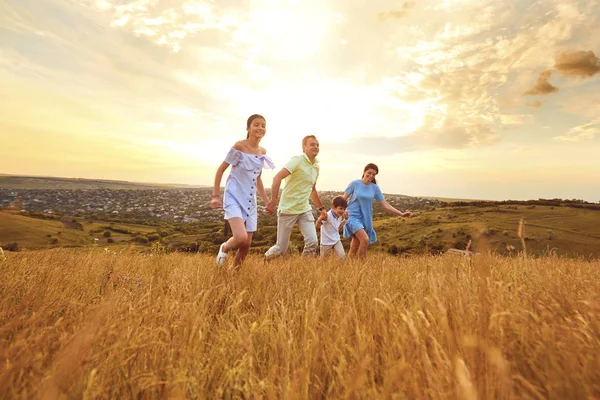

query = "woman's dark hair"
[363,163,379,184]
[246,114,265,138]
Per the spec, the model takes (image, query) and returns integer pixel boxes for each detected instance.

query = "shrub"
[134,236,149,244]
[1,242,19,252]
[453,240,469,250]
[103,231,112,238]
[482,228,496,236]
[147,234,160,242]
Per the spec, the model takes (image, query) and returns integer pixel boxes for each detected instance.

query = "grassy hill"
[0,210,92,248]
[1,250,599,398]
[0,210,160,250]
[373,203,600,258]
[3,203,600,258]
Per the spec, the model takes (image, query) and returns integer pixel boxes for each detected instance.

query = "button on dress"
[223,148,275,232]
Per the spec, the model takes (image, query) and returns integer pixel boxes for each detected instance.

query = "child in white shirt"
[316,196,348,259]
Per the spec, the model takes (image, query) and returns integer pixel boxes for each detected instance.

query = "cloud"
[500,114,533,125]
[338,116,497,156]
[523,70,559,96]
[554,118,600,142]
[555,50,600,77]
[3,0,600,167]
[378,2,415,20]
[527,100,543,108]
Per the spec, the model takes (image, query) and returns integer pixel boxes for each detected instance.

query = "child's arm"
[316,215,325,229]
[338,218,346,232]
[256,172,269,205]
[210,162,230,208]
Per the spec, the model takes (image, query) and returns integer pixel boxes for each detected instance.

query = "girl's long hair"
[363,163,379,184]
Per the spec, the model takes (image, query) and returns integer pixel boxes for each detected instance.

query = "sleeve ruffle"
[262,155,276,170]
[224,148,241,166]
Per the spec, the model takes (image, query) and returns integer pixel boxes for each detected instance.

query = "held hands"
[266,200,277,215]
[210,195,222,209]
[320,209,328,221]
[316,215,325,227]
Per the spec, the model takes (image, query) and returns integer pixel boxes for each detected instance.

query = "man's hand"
[319,209,328,221]
[266,200,277,215]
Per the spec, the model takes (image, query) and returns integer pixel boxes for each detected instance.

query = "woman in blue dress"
[210,114,275,267]
[343,163,412,259]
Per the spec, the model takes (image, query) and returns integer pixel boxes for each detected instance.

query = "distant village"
[0,188,438,224]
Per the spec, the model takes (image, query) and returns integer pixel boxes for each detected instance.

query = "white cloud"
[554,118,600,141]
[2,0,600,200]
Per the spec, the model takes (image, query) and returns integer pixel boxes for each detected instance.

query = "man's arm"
[266,168,291,215]
[310,184,328,220]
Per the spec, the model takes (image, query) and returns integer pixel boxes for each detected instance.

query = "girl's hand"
[210,196,223,209]
[403,211,413,218]
[266,200,277,215]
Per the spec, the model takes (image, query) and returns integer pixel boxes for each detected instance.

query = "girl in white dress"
[210,114,275,267]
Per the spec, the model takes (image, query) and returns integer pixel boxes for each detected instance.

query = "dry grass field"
[1,249,599,399]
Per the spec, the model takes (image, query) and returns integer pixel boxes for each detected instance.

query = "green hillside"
[0,211,160,250]
[0,211,92,248]
[374,204,600,258]
[2,204,600,258]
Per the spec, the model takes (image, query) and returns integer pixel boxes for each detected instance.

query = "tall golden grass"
[1,249,599,399]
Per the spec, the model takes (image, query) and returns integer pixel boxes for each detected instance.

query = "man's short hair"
[332,196,347,208]
[302,135,317,149]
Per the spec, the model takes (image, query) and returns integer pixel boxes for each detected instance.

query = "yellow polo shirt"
[278,154,319,214]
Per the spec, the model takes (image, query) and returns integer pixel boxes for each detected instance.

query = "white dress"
[223,148,275,232]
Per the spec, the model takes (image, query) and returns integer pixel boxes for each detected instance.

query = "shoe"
[216,243,227,267]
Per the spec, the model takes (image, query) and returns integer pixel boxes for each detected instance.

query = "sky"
[1,0,599,202]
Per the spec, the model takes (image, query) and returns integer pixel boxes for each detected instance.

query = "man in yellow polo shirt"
[265,135,328,260]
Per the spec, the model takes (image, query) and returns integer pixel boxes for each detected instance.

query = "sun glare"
[233,1,331,60]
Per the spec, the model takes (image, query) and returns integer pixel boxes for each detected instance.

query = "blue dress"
[223,148,275,232]
[343,179,384,244]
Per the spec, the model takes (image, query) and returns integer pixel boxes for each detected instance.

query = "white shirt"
[320,210,343,245]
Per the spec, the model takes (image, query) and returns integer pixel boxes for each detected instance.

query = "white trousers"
[265,211,318,259]
[320,241,345,259]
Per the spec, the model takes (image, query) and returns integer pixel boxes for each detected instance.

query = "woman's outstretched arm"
[379,199,412,217]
